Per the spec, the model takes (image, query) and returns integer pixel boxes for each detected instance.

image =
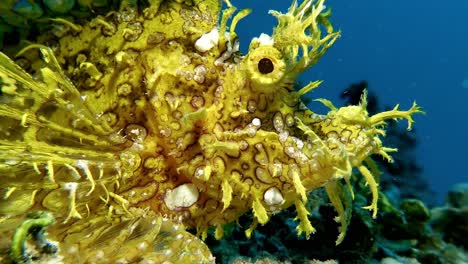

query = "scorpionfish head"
[184,0,342,237]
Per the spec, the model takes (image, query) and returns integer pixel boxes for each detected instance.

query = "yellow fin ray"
[294,199,315,238]
[358,165,379,218]
[252,197,268,225]
[221,179,233,211]
[290,165,307,202]
[325,180,352,245]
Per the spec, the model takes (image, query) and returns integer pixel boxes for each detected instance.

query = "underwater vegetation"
[0,0,425,263]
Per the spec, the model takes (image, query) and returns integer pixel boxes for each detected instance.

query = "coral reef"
[0,0,423,263]
[430,183,468,250]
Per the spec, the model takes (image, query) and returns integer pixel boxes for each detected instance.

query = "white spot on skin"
[251,117,261,127]
[264,187,284,206]
[159,127,171,137]
[214,86,224,98]
[279,130,289,143]
[253,33,274,46]
[247,126,257,137]
[125,124,147,144]
[76,160,88,171]
[164,183,199,210]
[195,27,219,52]
[131,129,140,136]
[291,136,304,149]
[194,167,205,178]
[193,65,207,84]
[215,37,239,66]
[138,242,147,251]
[63,182,78,192]
[285,146,297,158]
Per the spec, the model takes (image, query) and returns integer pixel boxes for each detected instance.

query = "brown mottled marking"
[190,95,205,108]
[254,143,268,165]
[255,167,274,184]
[147,32,166,45]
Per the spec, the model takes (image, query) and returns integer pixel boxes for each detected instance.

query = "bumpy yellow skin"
[0,0,422,262]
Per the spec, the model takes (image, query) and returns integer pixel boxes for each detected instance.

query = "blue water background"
[235,0,468,204]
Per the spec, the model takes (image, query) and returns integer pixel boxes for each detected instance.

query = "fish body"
[0,0,422,262]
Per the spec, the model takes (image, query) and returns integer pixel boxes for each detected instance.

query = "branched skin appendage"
[297,92,424,243]
[0,0,422,261]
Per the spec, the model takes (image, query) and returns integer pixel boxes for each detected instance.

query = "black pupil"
[258,58,274,74]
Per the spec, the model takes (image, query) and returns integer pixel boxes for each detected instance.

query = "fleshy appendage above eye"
[245,45,286,89]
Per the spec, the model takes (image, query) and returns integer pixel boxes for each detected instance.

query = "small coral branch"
[9,211,57,264]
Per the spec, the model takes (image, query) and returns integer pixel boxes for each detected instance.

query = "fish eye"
[246,46,286,87]
[258,58,274,74]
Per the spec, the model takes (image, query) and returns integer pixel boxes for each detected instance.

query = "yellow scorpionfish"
[0,0,422,263]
